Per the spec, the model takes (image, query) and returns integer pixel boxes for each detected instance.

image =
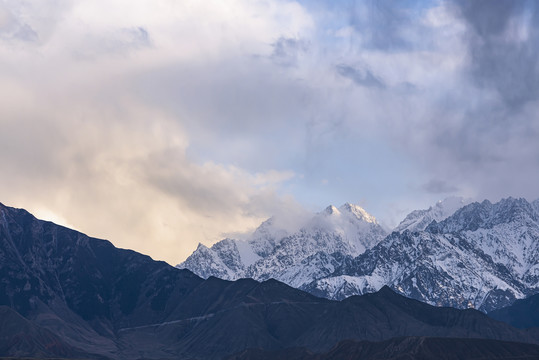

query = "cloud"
[1,0,539,258]
[335,63,385,88]
[74,26,152,60]
[0,82,300,261]
[0,0,313,264]
[270,36,309,67]
[330,0,539,204]
[347,0,415,51]
[0,3,38,42]
[452,0,539,109]
[279,0,539,222]
[422,179,459,194]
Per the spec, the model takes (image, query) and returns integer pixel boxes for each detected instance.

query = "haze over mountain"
[2,201,539,359]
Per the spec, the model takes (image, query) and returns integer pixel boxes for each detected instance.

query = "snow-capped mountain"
[179,197,539,312]
[304,197,539,312]
[394,196,471,232]
[178,203,388,288]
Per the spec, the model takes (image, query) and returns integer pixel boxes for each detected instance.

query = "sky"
[1,0,538,265]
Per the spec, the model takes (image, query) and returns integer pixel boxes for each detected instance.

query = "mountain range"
[179,197,539,312]
[2,201,539,359]
[180,202,388,288]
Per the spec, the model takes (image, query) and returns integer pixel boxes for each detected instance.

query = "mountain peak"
[432,197,538,233]
[435,196,471,210]
[339,203,377,224]
[196,242,209,251]
[395,197,471,233]
[324,205,341,215]
[180,201,388,287]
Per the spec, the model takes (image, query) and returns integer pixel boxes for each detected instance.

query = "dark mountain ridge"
[489,292,539,329]
[1,202,538,359]
[227,337,539,360]
[0,305,82,359]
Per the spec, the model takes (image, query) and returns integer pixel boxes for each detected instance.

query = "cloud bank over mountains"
[0,0,538,263]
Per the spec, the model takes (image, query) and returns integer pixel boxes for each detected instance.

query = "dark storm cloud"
[452,0,539,108]
[411,0,539,202]
[335,63,385,88]
[344,0,539,203]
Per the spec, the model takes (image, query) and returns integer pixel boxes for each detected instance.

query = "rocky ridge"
[180,197,539,312]
[1,201,539,359]
[304,197,539,311]
[178,203,388,288]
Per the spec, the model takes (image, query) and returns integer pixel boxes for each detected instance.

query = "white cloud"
[0,0,313,264]
[1,0,538,264]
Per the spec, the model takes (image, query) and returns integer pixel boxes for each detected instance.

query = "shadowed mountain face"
[0,202,538,359]
[0,306,82,359]
[489,293,539,329]
[0,202,205,358]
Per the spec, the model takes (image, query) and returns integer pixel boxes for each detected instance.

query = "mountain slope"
[489,293,539,329]
[394,196,471,232]
[117,283,539,358]
[1,202,538,359]
[0,306,83,358]
[0,202,205,358]
[303,198,539,311]
[227,337,539,360]
[178,203,388,288]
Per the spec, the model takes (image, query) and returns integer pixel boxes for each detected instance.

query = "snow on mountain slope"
[305,198,539,312]
[176,240,241,280]
[178,203,387,288]
[179,197,539,312]
[394,197,471,233]
[533,199,539,217]
[428,198,539,287]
